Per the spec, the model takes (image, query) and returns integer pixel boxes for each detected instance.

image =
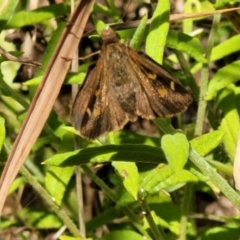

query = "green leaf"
[93,16,108,35]
[98,230,143,240]
[146,0,170,63]
[148,202,181,234]
[167,30,206,63]
[6,4,70,28]
[190,131,224,156]
[130,14,148,50]
[219,91,240,160]
[112,161,139,200]
[0,117,5,151]
[0,0,19,30]
[86,207,119,232]
[201,223,240,239]
[161,133,189,172]
[191,35,240,74]
[36,21,66,78]
[214,0,234,9]
[9,177,26,195]
[66,63,92,84]
[211,35,240,63]
[93,3,113,19]
[19,209,62,229]
[44,144,166,166]
[157,169,198,191]
[206,60,240,100]
[141,164,173,193]
[45,166,75,206]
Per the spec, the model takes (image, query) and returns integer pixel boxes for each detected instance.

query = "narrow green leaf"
[0,117,5,151]
[219,92,240,160]
[167,30,206,63]
[0,0,19,30]
[112,161,139,200]
[44,144,166,167]
[146,0,170,63]
[130,14,148,50]
[86,207,119,232]
[161,133,189,172]
[6,4,70,28]
[9,177,26,195]
[190,131,224,156]
[36,22,66,77]
[214,0,232,8]
[206,60,240,100]
[211,35,240,63]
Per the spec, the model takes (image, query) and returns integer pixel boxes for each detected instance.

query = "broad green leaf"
[60,236,87,240]
[44,144,166,166]
[130,14,148,50]
[157,169,198,191]
[19,209,62,229]
[146,0,170,63]
[167,30,206,63]
[112,161,139,200]
[93,16,107,35]
[6,4,70,28]
[190,131,224,156]
[141,164,173,193]
[0,117,5,151]
[206,60,240,100]
[161,133,189,172]
[98,230,143,240]
[148,202,181,234]
[45,166,75,206]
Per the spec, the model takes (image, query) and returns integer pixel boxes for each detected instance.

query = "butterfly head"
[100,27,120,45]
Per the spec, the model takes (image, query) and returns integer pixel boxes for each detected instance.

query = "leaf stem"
[20,166,83,238]
[178,183,194,240]
[139,190,166,240]
[81,164,151,238]
[195,14,221,136]
[189,149,240,209]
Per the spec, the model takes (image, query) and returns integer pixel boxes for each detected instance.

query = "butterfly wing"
[72,59,107,139]
[127,48,193,118]
[72,54,137,139]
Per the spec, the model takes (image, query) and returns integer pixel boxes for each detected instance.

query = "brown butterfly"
[72,27,193,140]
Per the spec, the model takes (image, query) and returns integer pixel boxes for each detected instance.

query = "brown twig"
[0,0,95,215]
[0,46,41,67]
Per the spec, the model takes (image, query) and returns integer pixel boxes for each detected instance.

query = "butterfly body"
[72,27,193,139]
